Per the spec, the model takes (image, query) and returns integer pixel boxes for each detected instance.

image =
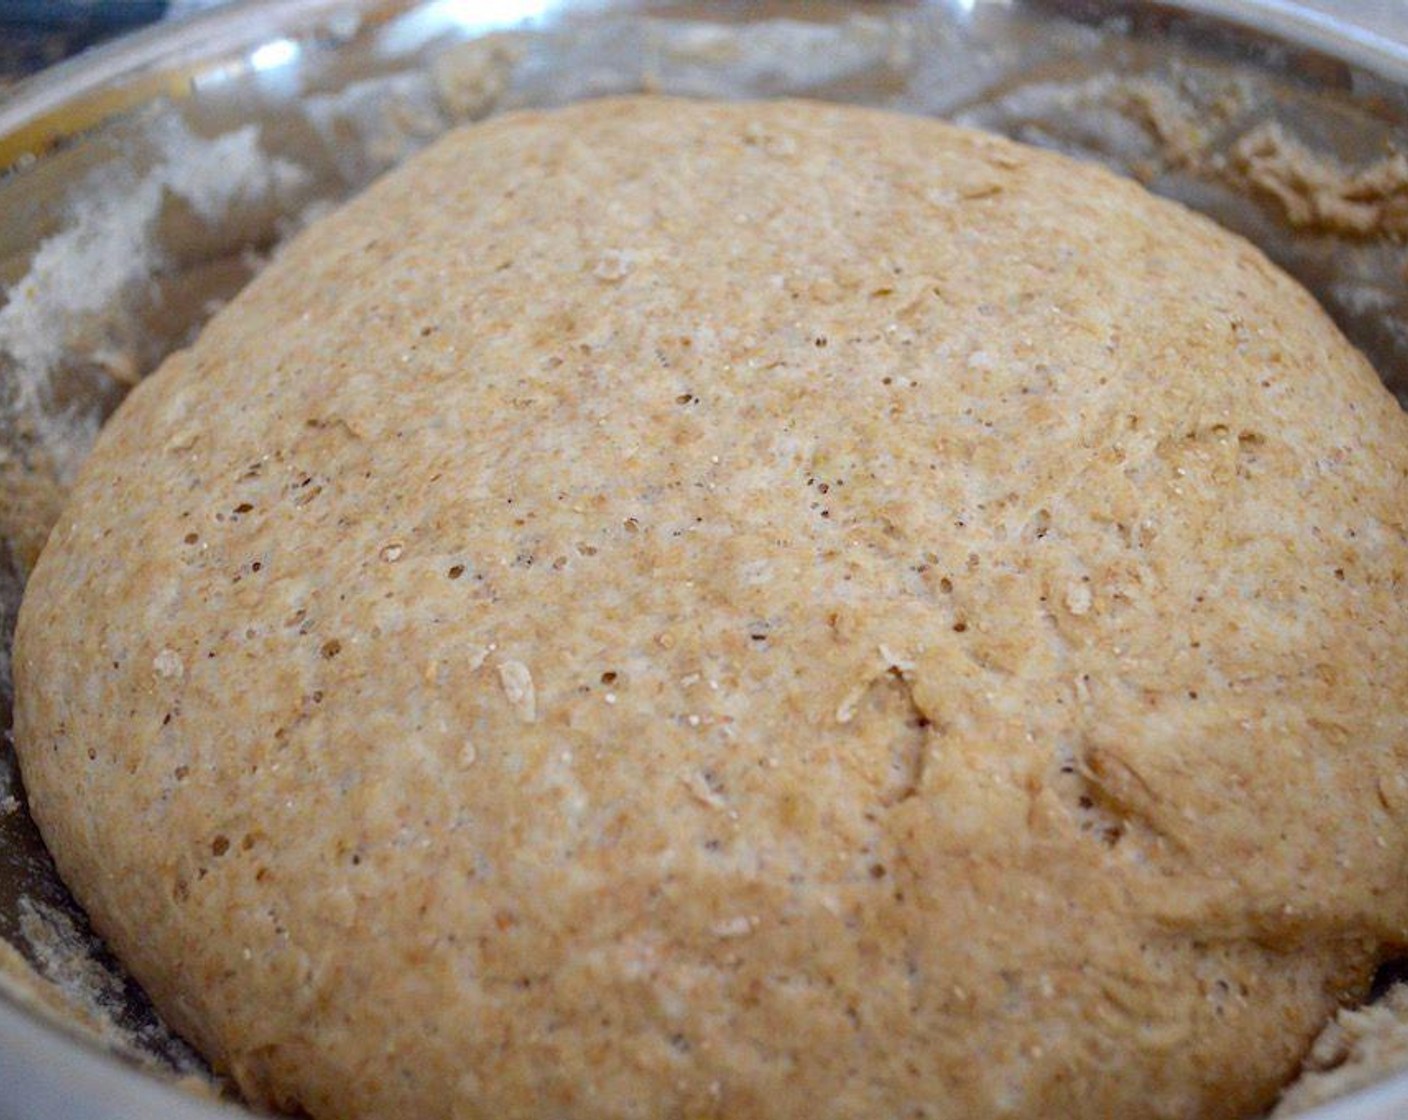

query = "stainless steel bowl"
[3,2,1408,1117]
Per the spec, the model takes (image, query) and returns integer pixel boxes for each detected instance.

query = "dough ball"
[15,97,1408,1120]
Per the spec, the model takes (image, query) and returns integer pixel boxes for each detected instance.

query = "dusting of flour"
[0,748,16,819]
[0,112,306,483]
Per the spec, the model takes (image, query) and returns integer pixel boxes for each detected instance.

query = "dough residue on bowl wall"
[1230,121,1408,239]
[1275,989,1408,1115]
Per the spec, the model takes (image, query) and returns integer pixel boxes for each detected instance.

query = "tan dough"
[14,96,1408,1120]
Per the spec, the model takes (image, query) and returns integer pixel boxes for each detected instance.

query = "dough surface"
[14,96,1408,1120]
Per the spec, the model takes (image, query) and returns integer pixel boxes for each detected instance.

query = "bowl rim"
[3,0,1408,172]
[1176,0,1408,79]
[0,0,384,172]
[0,989,245,1120]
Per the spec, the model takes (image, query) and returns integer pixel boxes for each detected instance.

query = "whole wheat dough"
[14,97,1408,1120]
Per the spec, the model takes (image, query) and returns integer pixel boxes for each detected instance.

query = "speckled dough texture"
[14,97,1408,1120]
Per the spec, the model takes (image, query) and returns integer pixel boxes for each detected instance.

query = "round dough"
[15,97,1408,1120]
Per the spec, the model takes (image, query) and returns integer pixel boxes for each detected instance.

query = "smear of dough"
[1274,984,1408,1115]
[1231,121,1408,239]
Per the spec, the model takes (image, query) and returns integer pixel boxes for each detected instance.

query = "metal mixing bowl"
[3,2,1408,1117]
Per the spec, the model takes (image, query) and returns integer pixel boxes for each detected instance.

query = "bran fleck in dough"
[14,97,1408,1120]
